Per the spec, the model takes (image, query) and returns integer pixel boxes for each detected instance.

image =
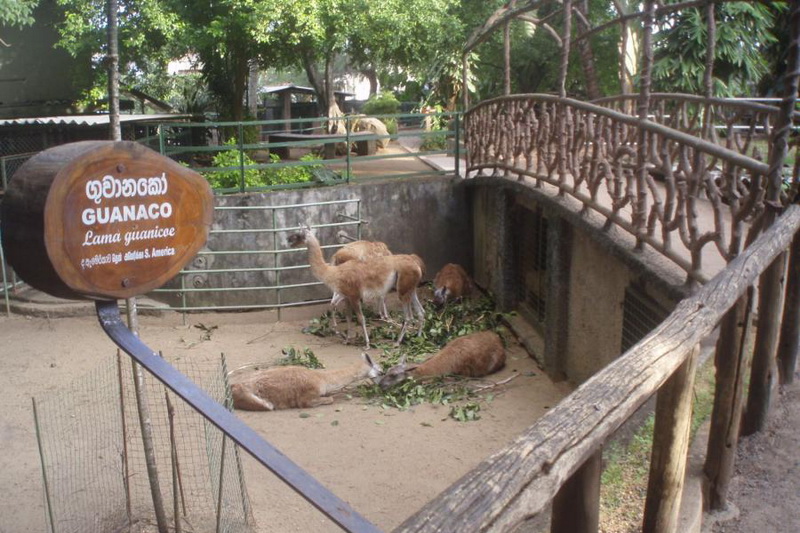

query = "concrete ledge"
[679,421,710,533]
[5,287,168,318]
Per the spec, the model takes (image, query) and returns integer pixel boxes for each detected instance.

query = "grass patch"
[599,356,716,532]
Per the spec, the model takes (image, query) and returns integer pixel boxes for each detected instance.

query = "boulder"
[352,116,390,148]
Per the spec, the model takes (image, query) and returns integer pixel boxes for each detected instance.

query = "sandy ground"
[0,298,572,533]
[706,375,800,533]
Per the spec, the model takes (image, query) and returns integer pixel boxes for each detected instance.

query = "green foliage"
[383,117,398,136]
[262,153,320,186]
[208,138,264,190]
[359,376,474,410]
[362,91,400,115]
[653,2,783,96]
[307,294,512,422]
[0,0,38,27]
[450,401,481,422]
[55,0,185,107]
[419,131,447,152]
[276,346,324,369]
[208,139,321,190]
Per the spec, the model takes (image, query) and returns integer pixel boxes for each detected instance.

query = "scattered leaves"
[193,323,218,341]
[304,294,515,422]
[276,346,324,369]
[450,402,481,422]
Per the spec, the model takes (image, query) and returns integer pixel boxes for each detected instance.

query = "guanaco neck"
[304,232,334,285]
[320,363,370,395]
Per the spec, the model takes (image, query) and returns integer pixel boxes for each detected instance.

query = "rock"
[352,116,389,148]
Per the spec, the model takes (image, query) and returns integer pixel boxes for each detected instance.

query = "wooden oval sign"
[2,140,214,300]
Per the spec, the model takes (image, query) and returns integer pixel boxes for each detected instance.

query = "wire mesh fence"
[32,351,254,533]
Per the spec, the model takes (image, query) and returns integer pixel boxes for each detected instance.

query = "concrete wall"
[159,175,472,308]
[564,230,630,383]
[468,177,684,385]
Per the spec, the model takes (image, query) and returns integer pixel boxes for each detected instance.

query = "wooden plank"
[642,344,699,532]
[394,204,800,533]
[550,450,601,533]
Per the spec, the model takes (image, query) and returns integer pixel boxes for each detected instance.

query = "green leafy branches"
[306,294,512,422]
[276,346,325,369]
[1,0,38,27]
[207,138,321,190]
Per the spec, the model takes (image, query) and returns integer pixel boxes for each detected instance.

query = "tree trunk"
[230,52,248,122]
[247,60,259,118]
[575,0,601,100]
[324,55,344,133]
[302,53,328,114]
[362,67,378,97]
[107,0,120,141]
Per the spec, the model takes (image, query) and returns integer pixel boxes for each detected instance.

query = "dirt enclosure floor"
[0,298,571,533]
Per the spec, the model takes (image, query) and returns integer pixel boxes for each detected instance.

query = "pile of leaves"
[304,293,513,422]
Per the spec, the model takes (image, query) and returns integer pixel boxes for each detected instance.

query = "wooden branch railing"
[464,94,788,282]
[395,204,800,533]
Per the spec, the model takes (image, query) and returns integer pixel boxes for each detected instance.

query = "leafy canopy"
[653,2,783,96]
[0,0,38,27]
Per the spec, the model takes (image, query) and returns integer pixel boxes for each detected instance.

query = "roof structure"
[261,84,353,97]
[0,114,190,127]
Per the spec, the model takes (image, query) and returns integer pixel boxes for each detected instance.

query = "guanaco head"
[362,352,383,382]
[377,355,419,389]
[433,287,451,307]
[286,224,313,248]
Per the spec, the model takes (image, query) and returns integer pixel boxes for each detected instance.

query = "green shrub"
[208,138,264,189]
[363,91,400,115]
[383,117,398,135]
[263,153,321,185]
[207,141,327,189]
[419,131,447,152]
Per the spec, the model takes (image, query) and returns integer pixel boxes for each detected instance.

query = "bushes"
[207,138,263,189]
[362,91,400,115]
[207,138,323,190]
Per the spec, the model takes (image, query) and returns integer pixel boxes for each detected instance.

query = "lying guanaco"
[231,353,381,411]
[378,330,505,389]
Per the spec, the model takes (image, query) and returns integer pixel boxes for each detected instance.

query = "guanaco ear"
[362,353,383,381]
[362,352,377,368]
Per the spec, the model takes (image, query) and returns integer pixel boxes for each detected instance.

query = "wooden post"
[743,0,800,434]
[642,344,700,533]
[742,252,787,435]
[704,290,754,510]
[550,450,601,533]
[778,231,800,384]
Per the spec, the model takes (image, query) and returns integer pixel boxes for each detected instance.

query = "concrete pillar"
[545,215,572,379]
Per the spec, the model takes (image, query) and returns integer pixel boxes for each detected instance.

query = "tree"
[346,0,461,98]
[166,0,273,120]
[55,0,183,109]
[652,2,783,96]
[0,0,37,27]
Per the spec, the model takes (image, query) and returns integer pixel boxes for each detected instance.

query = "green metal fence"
[152,198,364,317]
[135,112,463,193]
